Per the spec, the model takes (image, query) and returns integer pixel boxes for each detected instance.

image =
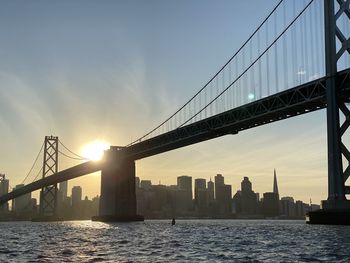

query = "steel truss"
[125,70,350,160]
[340,101,350,195]
[337,0,350,196]
[39,136,58,216]
[324,0,350,202]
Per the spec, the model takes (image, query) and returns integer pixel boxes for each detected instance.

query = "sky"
[0,0,336,204]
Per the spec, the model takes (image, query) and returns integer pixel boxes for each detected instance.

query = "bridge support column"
[92,147,143,222]
[307,0,350,224]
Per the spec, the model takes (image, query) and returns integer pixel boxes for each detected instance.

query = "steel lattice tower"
[324,0,350,207]
[39,136,58,216]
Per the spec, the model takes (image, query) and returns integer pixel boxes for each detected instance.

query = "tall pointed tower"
[273,169,279,195]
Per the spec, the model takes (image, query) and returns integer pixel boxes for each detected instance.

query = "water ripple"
[0,220,350,262]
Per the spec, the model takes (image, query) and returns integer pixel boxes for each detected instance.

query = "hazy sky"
[0,0,332,204]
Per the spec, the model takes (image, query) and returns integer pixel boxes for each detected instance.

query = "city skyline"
[136,172,317,219]
[1,170,316,220]
[0,0,329,204]
[1,167,319,207]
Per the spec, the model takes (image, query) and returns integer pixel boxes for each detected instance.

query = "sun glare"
[81,140,110,161]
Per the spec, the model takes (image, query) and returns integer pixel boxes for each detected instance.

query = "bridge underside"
[125,69,350,160]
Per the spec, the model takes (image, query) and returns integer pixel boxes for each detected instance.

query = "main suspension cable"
[179,0,315,128]
[20,141,44,185]
[58,139,86,160]
[58,150,87,161]
[127,0,285,146]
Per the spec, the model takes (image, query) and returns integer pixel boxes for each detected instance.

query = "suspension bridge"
[0,0,349,224]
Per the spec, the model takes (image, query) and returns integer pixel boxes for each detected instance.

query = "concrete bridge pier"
[92,147,144,222]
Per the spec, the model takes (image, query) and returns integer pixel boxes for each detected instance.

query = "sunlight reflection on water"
[0,220,350,262]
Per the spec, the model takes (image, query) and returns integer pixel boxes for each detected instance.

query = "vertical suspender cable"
[242,48,246,103]
[266,20,270,96]
[292,0,297,85]
[258,30,262,99]
[283,0,288,89]
[303,0,309,82]
[274,9,279,92]
[300,1,305,84]
[318,0,325,75]
[250,38,255,100]
[229,62,232,109]
[309,0,316,79]
[235,55,239,107]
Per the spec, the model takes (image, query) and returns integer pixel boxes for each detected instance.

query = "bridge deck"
[0,161,102,205]
[125,69,350,160]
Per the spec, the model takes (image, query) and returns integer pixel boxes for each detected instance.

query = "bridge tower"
[39,136,58,218]
[308,0,350,224]
[324,0,350,206]
[92,146,143,221]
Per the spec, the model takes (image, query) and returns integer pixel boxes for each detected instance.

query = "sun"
[81,140,110,161]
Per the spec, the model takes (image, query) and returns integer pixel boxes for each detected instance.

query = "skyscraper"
[194,179,207,213]
[207,178,214,203]
[262,192,280,217]
[0,174,9,212]
[214,174,224,200]
[214,174,232,215]
[12,184,31,214]
[177,176,192,212]
[262,171,280,217]
[273,169,279,195]
[59,181,68,201]
[240,177,258,214]
[194,178,206,202]
[241,177,252,193]
[71,186,82,207]
[281,197,296,218]
[177,176,192,192]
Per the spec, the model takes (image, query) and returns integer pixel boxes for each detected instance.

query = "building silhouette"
[214,174,224,200]
[12,184,32,216]
[240,177,258,215]
[176,176,192,213]
[295,200,306,218]
[207,178,214,203]
[262,170,280,217]
[262,193,279,217]
[59,181,68,201]
[0,174,9,213]
[214,174,232,216]
[194,178,207,214]
[273,168,279,194]
[194,178,206,203]
[71,186,82,208]
[281,197,296,218]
